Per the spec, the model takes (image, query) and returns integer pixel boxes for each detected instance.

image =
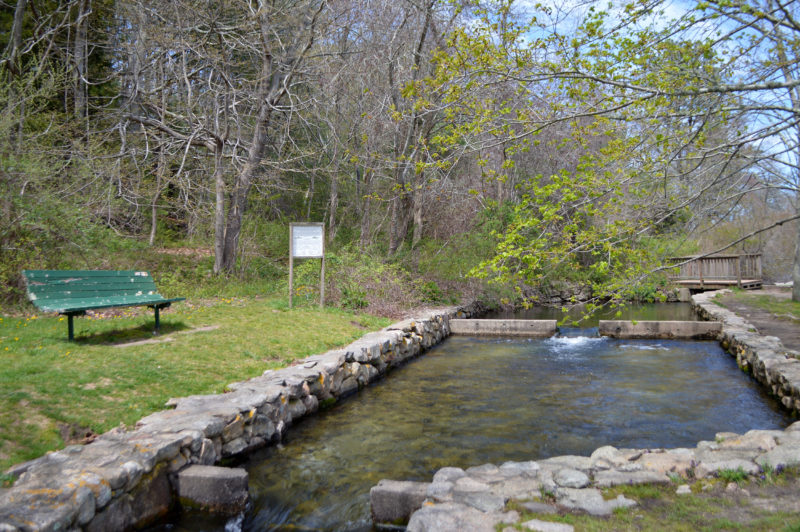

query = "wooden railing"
[667,254,762,289]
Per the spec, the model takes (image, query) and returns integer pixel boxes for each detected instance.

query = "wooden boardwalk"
[667,254,763,290]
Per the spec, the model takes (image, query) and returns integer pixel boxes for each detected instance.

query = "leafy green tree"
[426,0,800,302]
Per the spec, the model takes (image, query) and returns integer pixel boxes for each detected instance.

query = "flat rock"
[635,451,694,475]
[406,503,519,532]
[426,481,454,502]
[556,488,635,516]
[717,431,777,452]
[489,476,543,499]
[456,492,507,512]
[499,461,540,477]
[593,470,670,487]
[453,476,491,494]
[755,444,800,470]
[553,469,589,489]
[539,455,593,472]
[590,446,628,469]
[518,501,558,514]
[695,459,760,479]
[695,448,761,464]
[520,518,574,532]
[433,467,466,484]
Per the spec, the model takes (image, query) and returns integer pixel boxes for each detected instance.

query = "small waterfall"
[556,326,599,338]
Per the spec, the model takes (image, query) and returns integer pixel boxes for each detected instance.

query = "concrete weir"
[451,318,720,340]
[599,320,722,340]
[450,319,557,337]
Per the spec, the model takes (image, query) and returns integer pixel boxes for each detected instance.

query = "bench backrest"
[22,270,162,312]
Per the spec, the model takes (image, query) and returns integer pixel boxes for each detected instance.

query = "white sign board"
[291,224,324,258]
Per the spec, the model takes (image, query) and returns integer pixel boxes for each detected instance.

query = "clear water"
[164,329,790,532]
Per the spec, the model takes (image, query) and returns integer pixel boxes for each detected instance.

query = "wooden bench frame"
[22,270,185,341]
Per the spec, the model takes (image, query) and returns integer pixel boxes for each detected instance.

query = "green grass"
[0,296,391,471]
[716,289,800,323]
[507,477,800,531]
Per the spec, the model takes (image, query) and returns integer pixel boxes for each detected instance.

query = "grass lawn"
[721,290,800,323]
[508,472,800,531]
[0,297,391,472]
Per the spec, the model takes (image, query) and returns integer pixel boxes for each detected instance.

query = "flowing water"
[163,307,791,531]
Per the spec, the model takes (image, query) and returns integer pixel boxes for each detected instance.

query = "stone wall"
[692,290,800,416]
[0,302,485,531]
[369,290,800,531]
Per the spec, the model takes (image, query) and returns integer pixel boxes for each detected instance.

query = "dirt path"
[718,286,800,354]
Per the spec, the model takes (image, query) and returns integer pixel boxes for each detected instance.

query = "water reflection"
[169,331,789,532]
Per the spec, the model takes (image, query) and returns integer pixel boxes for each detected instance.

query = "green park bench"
[22,270,185,341]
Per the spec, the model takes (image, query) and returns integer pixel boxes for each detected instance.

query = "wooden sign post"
[289,223,325,309]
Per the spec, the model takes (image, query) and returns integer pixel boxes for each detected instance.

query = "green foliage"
[469,154,667,305]
[287,247,466,316]
[339,282,369,309]
[415,280,446,304]
[717,467,749,484]
[415,203,516,283]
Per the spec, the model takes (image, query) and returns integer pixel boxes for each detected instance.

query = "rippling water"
[163,329,790,532]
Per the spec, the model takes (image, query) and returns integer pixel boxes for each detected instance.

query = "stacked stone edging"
[692,290,800,415]
[369,290,800,531]
[372,423,800,531]
[0,302,485,531]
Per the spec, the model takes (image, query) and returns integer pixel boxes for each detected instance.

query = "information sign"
[291,224,324,258]
[289,223,325,308]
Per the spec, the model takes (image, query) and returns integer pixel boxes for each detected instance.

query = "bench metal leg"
[154,306,160,335]
[68,314,74,342]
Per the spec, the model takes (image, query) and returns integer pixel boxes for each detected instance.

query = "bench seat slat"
[35,296,183,314]
[24,270,155,279]
[27,287,161,300]
[25,278,156,287]
[22,270,185,340]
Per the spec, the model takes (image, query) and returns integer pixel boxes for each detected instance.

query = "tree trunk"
[149,151,164,247]
[388,195,402,254]
[217,3,324,273]
[328,169,339,244]
[73,0,88,122]
[793,210,800,302]
[359,169,371,250]
[213,148,226,273]
[5,0,28,154]
[306,173,315,221]
[411,184,423,247]
[220,113,269,272]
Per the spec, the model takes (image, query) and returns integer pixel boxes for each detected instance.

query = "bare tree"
[119,0,326,273]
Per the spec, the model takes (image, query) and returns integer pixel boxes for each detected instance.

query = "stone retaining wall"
[0,302,485,531]
[692,290,800,416]
[370,290,800,531]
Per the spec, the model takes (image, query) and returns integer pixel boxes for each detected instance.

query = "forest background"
[1,0,798,316]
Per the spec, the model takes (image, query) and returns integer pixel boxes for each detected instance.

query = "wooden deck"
[667,254,763,290]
